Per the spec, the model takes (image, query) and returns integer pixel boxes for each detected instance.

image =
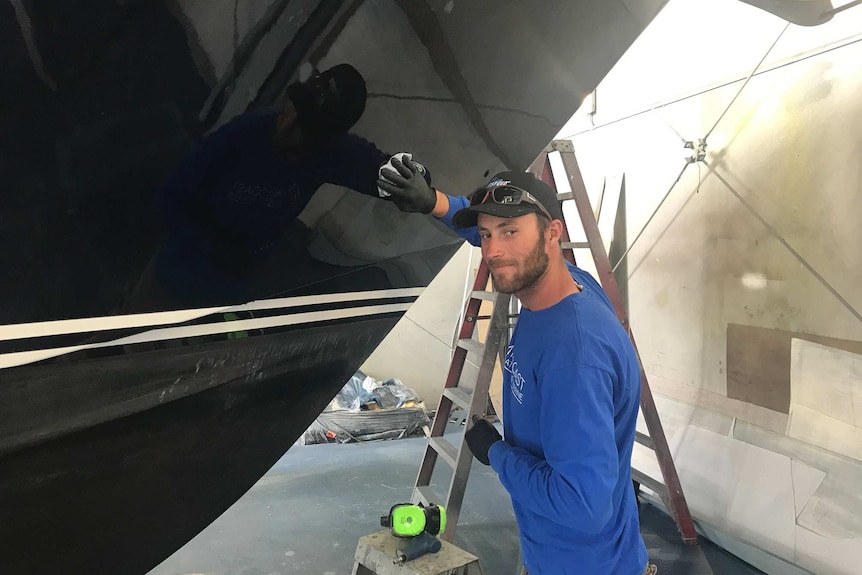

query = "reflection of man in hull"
[127,64,391,311]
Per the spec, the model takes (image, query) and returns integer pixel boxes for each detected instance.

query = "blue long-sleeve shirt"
[443,194,648,575]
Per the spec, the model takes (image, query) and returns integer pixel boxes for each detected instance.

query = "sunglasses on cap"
[289,68,338,111]
[305,69,337,106]
[470,184,553,220]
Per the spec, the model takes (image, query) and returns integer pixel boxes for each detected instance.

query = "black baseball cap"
[452,171,563,229]
[287,63,367,140]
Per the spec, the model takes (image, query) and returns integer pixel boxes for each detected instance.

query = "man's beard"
[489,237,549,294]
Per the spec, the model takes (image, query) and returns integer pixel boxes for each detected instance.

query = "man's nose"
[482,235,503,260]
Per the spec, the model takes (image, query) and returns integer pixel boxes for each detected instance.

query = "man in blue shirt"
[378,158,654,575]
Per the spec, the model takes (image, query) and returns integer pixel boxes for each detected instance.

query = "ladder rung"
[443,386,473,410]
[470,290,497,301]
[413,484,443,507]
[635,431,654,450]
[632,468,667,497]
[561,241,590,249]
[429,436,459,468]
[457,338,485,357]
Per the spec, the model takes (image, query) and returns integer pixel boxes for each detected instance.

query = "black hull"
[1,315,400,574]
[2,1,665,572]
[0,242,461,574]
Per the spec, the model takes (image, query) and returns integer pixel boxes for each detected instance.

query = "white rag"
[377,152,413,198]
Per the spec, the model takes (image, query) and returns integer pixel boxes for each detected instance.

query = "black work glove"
[464,415,502,466]
[377,156,437,214]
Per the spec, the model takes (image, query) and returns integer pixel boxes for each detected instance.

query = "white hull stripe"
[0,302,411,370]
[0,288,424,342]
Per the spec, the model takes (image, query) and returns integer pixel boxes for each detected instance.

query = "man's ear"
[548,219,564,242]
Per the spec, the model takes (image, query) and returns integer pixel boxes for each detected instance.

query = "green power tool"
[380,502,446,537]
[380,503,447,563]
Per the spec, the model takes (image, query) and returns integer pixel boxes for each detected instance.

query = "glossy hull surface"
[1,1,666,572]
[2,316,399,573]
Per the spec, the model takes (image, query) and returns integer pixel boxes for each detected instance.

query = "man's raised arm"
[377,156,479,246]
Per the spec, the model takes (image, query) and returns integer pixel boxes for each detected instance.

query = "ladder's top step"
[471,290,497,301]
[556,191,573,201]
[546,139,575,153]
[457,338,485,357]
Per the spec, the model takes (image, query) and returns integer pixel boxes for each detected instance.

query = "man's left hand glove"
[377,154,436,214]
[465,415,502,466]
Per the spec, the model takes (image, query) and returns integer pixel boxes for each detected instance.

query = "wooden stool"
[351,530,484,575]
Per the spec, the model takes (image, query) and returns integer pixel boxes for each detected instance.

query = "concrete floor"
[149,429,764,575]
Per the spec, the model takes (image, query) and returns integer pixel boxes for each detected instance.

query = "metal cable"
[613,23,789,274]
[651,106,687,144]
[702,160,862,323]
[562,30,862,141]
[703,23,789,142]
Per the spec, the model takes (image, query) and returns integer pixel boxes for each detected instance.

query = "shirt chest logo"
[504,345,526,404]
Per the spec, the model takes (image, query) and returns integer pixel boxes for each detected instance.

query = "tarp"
[301,371,430,444]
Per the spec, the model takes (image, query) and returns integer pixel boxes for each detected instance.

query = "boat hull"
[1,298,406,573]
[1,0,667,571]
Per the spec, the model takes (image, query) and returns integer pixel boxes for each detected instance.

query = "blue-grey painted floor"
[149,431,763,575]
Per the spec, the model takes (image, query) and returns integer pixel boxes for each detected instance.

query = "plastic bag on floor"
[378,377,420,408]
[328,370,376,412]
[302,372,429,444]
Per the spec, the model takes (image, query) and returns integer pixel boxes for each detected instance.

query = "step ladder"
[534,140,697,544]
[411,140,697,546]
[411,261,512,542]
